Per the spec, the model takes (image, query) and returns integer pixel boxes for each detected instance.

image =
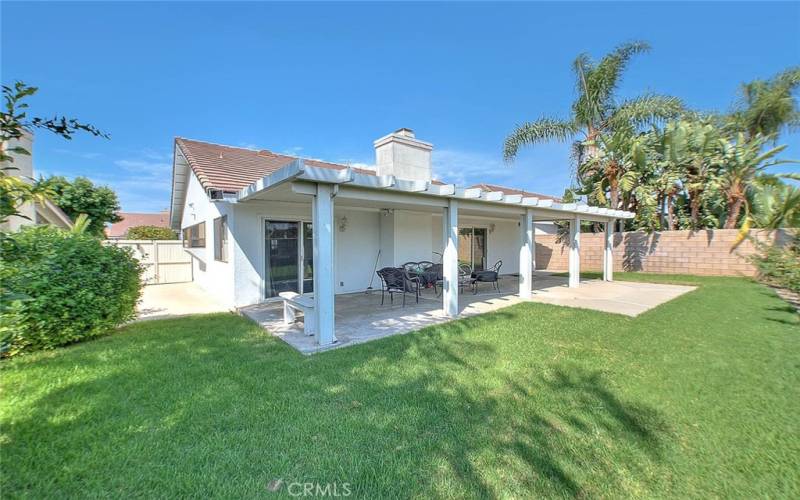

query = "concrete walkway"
[242,273,695,354]
[136,282,231,321]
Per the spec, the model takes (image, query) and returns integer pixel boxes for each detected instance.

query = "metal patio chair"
[376,267,420,306]
[472,260,502,294]
[434,263,475,296]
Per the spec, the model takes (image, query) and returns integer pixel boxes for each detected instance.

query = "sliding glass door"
[301,222,314,294]
[265,220,313,299]
[458,227,487,271]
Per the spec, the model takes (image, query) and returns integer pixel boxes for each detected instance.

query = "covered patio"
[235,159,636,350]
[241,272,695,354]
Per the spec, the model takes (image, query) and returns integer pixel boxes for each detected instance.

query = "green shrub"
[0,226,144,357]
[126,225,176,240]
[750,231,800,294]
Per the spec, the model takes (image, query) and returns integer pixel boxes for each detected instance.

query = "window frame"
[214,215,228,262]
[182,222,206,248]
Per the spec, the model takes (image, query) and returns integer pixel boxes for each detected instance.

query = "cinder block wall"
[535,229,787,277]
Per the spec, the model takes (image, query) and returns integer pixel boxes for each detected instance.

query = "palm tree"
[751,183,800,229]
[69,213,92,235]
[717,133,797,229]
[576,125,647,212]
[503,41,683,209]
[729,67,800,139]
[655,118,721,228]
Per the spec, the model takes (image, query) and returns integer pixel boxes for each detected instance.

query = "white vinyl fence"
[104,240,192,284]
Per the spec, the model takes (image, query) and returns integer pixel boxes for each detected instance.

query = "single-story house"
[106,211,170,239]
[169,128,633,346]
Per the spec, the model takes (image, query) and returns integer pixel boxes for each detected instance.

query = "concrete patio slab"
[530,278,696,317]
[136,282,231,321]
[241,272,695,354]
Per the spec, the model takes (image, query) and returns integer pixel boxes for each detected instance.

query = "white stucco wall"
[229,200,381,307]
[182,176,539,308]
[181,172,235,307]
[393,210,434,264]
[335,209,381,293]
[230,200,310,307]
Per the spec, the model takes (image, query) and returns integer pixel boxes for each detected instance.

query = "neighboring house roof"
[469,183,561,202]
[107,211,170,238]
[175,138,376,193]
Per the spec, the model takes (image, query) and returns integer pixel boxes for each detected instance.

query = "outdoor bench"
[278,292,316,336]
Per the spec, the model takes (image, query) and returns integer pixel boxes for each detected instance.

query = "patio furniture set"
[375,260,503,307]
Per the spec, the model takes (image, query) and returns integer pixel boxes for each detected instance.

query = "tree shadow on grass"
[1,311,673,498]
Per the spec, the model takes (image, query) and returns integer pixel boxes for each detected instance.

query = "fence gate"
[104,240,192,284]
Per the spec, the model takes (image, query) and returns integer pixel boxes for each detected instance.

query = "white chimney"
[373,128,433,182]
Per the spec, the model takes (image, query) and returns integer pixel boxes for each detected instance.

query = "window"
[214,216,228,262]
[182,222,206,248]
[458,227,487,271]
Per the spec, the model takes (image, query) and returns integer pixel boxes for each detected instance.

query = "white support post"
[603,219,614,282]
[442,199,459,317]
[532,221,536,271]
[519,209,533,298]
[568,217,581,288]
[312,184,336,345]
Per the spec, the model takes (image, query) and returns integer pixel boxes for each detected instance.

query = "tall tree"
[1,82,107,224]
[47,176,122,237]
[750,183,800,230]
[729,67,800,139]
[655,118,722,228]
[503,41,682,209]
[717,133,797,229]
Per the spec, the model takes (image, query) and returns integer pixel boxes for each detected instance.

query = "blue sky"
[2,1,799,212]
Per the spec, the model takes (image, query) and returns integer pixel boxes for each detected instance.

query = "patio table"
[408,269,438,288]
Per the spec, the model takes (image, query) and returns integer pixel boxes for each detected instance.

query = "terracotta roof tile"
[106,211,170,238]
[174,138,559,200]
[175,138,375,192]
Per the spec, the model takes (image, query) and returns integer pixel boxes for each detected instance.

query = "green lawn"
[1,274,798,498]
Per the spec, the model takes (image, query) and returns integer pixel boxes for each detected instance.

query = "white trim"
[237,162,637,222]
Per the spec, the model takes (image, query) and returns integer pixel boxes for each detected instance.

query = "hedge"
[126,225,176,240]
[0,226,144,357]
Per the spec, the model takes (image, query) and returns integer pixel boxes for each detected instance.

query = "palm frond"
[776,172,800,181]
[611,94,683,129]
[736,66,800,137]
[571,53,600,126]
[503,118,578,161]
[70,213,92,234]
[589,41,651,109]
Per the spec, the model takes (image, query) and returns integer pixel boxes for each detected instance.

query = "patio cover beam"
[239,163,636,222]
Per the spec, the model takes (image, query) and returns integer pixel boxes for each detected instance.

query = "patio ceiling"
[235,159,635,222]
